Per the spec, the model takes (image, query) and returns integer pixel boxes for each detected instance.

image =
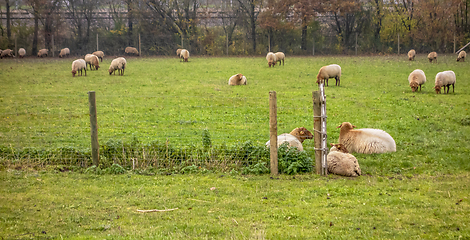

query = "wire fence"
[0,92,316,172]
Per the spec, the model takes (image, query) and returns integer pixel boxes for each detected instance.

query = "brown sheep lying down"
[265,127,313,151]
[228,74,247,85]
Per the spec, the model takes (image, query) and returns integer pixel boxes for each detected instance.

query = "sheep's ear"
[300,131,304,135]
[330,143,334,146]
[336,124,342,128]
[352,125,357,128]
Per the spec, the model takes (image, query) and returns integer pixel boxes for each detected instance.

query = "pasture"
[1,54,470,238]
[1,54,469,174]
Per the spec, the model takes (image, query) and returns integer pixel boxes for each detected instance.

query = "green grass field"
[1,54,469,174]
[1,170,469,239]
[1,55,470,238]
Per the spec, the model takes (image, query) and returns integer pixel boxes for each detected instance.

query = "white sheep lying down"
[228,74,247,85]
[337,122,396,154]
[316,64,341,86]
[408,69,426,92]
[434,70,456,94]
[327,143,361,177]
[108,57,127,76]
[265,127,313,151]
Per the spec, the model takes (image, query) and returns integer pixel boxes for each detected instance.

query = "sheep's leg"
[452,83,454,93]
[325,78,328,86]
[84,69,87,76]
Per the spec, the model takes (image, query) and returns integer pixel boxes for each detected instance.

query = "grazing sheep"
[265,127,313,151]
[0,49,14,58]
[125,46,139,56]
[337,122,396,154]
[92,51,104,62]
[316,64,341,86]
[408,69,426,92]
[18,48,26,58]
[71,59,87,77]
[180,49,190,62]
[457,51,466,62]
[228,74,247,86]
[434,70,456,94]
[84,54,100,70]
[37,49,48,58]
[428,52,437,63]
[327,143,362,177]
[266,52,277,67]
[59,48,70,58]
[275,52,285,66]
[176,49,183,57]
[408,49,416,61]
[108,57,127,76]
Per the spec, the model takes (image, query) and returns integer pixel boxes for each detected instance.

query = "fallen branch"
[137,208,178,213]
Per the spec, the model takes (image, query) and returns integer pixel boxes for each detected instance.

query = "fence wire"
[0,93,315,170]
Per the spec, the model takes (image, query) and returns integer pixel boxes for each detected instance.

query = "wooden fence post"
[139,33,141,57]
[96,33,99,51]
[88,91,99,166]
[269,91,278,175]
[313,91,321,174]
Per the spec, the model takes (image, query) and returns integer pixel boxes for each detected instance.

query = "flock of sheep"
[407,49,462,94]
[1,46,465,176]
[263,49,464,177]
[69,50,127,77]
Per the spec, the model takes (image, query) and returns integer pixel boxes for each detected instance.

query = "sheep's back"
[274,52,285,60]
[72,59,86,70]
[408,69,426,85]
[18,48,26,56]
[228,74,241,85]
[321,64,341,78]
[327,151,361,177]
[92,51,104,58]
[266,52,277,62]
[266,133,303,151]
[435,71,456,86]
[181,49,189,58]
[340,128,396,154]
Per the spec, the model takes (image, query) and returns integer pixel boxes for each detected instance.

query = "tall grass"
[1,55,469,174]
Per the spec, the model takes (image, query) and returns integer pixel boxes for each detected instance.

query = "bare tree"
[236,0,263,53]
[146,0,199,50]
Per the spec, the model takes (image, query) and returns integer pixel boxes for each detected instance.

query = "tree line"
[0,0,469,56]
